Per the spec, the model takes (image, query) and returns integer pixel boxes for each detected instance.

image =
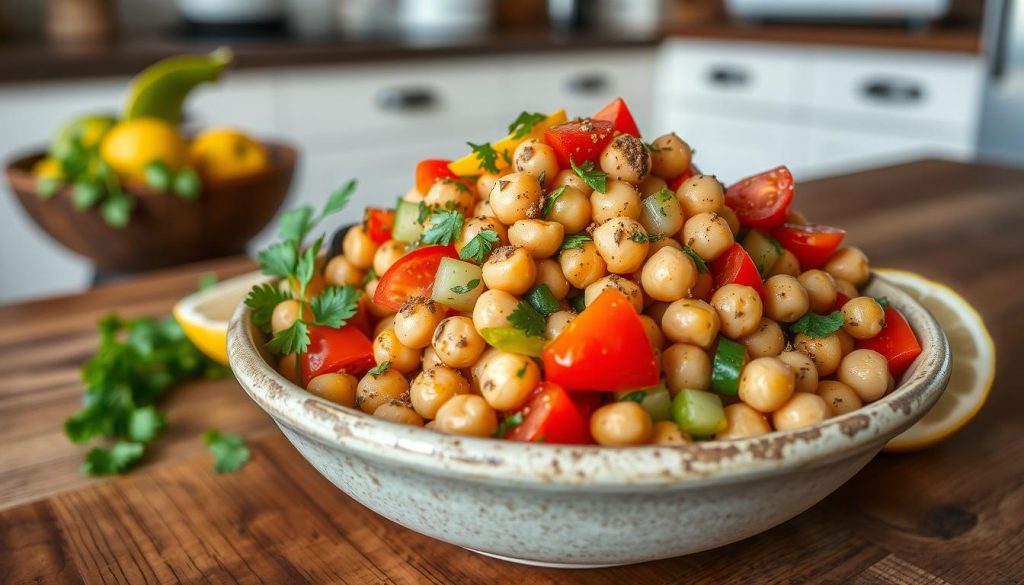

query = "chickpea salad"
[245,98,923,446]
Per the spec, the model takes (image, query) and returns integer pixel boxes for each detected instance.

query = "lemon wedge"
[173,271,268,366]
[876,268,996,452]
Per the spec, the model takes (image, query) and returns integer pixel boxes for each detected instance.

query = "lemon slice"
[173,271,268,366]
[875,268,996,452]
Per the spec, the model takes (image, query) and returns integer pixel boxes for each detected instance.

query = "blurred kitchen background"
[0,0,1021,302]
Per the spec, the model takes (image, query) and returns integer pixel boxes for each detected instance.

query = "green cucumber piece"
[525,284,560,317]
[392,198,422,243]
[741,230,782,277]
[480,327,546,357]
[711,337,745,396]
[672,389,727,438]
[430,257,482,312]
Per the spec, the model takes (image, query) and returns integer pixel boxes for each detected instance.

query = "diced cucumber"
[430,257,482,312]
[711,337,745,396]
[616,383,673,422]
[392,198,422,243]
[672,389,727,438]
[525,284,560,317]
[741,230,782,277]
[480,327,546,357]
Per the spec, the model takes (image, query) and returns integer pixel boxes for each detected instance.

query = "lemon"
[32,157,63,180]
[173,272,269,366]
[100,118,189,185]
[876,268,996,452]
[189,127,269,182]
[124,48,233,125]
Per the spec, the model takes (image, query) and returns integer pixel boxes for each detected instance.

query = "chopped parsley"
[467,141,500,173]
[874,296,891,309]
[644,142,670,152]
[508,300,546,337]
[790,311,845,338]
[362,267,378,287]
[459,229,500,263]
[203,430,251,474]
[494,412,524,437]
[620,391,647,403]
[508,111,547,139]
[515,362,528,379]
[542,185,569,217]
[310,285,361,327]
[630,231,663,244]
[244,283,293,334]
[368,361,391,376]
[570,159,607,193]
[450,279,481,294]
[560,234,593,251]
[421,208,465,246]
[682,246,709,273]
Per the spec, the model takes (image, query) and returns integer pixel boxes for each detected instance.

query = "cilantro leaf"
[508,301,546,337]
[515,362,528,378]
[494,412,524,438]
[450,279,480,294]
[630,231,663,244]
[245,283,292,333]
[127,406,165,442]
[790,311,845,338]
[644,142,669,153]
[421,209,465,246]
[322,179,356,217]
[417,200,433,224]
[278,206,315,243]
[311,285,361,327]
[362,267,378,287]
[368,361,391,376]
[682,246,709,273]
[874,296,890,309]
[294,237,323,291]
[560,234,592,251]
[266,319,310,356]
[620,391,647,403]
[499,148,512,166]
[508,111,547,139]
[258,241,298,278]
[570,159,607,193]
[203,430,251,474]
[467,141,500,173]
[81,442,145,476]
[459,229,500,263]
[542,185,568,217]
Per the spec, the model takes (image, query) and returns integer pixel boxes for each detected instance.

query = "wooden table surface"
[2,160,1022,584]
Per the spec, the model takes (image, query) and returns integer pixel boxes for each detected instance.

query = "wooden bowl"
[4,142,296,273]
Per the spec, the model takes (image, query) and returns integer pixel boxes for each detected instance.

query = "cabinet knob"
[566,73,609,95]
[708,66,749,87]
[861,79,924,103]
[376,87,437,112]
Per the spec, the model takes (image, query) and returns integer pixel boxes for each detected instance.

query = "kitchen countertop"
[2,159,1021,583]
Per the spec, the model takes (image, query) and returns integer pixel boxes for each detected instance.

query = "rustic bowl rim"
[227,273,951,489]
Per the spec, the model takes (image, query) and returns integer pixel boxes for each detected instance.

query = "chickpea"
[394,296,445,349]
[641,247,697,302]
[836,328,855,356]
[711,284,764,339]
[590,402,653,446]
[585,274,643,313]
[403,187,424,203]
[681,212,734,261]
[591,180,641,224]
[559,241,608,289]
[662,299,720,349]
[508,219,564,259]
[323,255,364,287]
[489,172,543,225]
[374,402,425,426]
[768,249,801,277]
[739,318,785,358]
[434,394,499,437]
[637,175,669,198]
[472,289,519,331]
[837,349,890,403]
[714,403,772,440]
[817,380,863,416]
[738,357,795,413]
[600,134,651,184]
[834,278,859,299]
[676,175,724,217]
[645,301,672,325]
[474,198,495,218]
[372,240,406,277]
[646,235,682,258]
[772,393,831,431]
[691,271,714,301]
[777,350,819,393]
[373,314,395,339]
[271,299,307,334]
[364,279,395,319]
[545,186,591,234]
[431,316,485,368]
[546,310,576,340]
[797,270,838,314]
[277,353,300,384]
[482,246,537,295]
[373,329,421,374]
[476,172,501,198]
[513,139,559,187]
[342,225,378,270]
[794,333,843,377]
[478,351,540,411]
[305,373,358,407]
[787,209,808,224]
[410,365,470,419]
[649,133,692,179]
[662,343,712,394]
[425,178,474,214]
[357,368,410,414]
[842,297,886,340]
[550,168,593,196]
[651,420,692,444]
[825,246,870,287]
[592,217,649,274]
[533,259,570,300]
[422,346,444,371]
[718,206,741,236]
[637,314,665,350]
[458,216,508,257]
[763,274,810,323]
[639,191,685,238]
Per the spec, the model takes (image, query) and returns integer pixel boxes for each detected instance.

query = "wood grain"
[1,160,1022,584]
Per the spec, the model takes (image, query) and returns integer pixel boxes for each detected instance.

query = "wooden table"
[2,160,1022,584]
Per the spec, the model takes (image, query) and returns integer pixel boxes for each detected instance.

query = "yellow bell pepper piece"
[448,109,567,177]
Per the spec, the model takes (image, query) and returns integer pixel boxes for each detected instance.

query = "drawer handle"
[861,80,923,103]
[566,73,609,95]
[376,87,437,112]
[708,66,749,87]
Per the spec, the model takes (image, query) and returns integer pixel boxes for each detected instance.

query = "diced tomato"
[506,383,592,445]
[857,307,922,378]
[832,292,851,313]
[415,159,458,194]
[711,243,766,300]
[373,245,458,312]
[667,164,701,192]
[772,223,846,270]
[592,97,640,137]
[350,296,374,338]
[364,208,395,245]
[301,324,375,386]
[725,166,795,229]
[543,118,615,168]
[542,289,658,392]
[570,392,604,421]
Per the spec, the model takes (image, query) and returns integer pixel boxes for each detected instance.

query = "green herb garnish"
[508,300,546,337]
[560,234,593,251]
[467,141,500,173]
[421,208,465,246]
[570,159,607,193]
[450,279,481,294]
[368,361,391,376]
[542,185,569,217]
[620,391,647,403]
[494,412,524,438]
[508,111,547,139]
[682,246,709,273]
[459,229,500,263]
[203,430,251,474]
[790,311,845,338]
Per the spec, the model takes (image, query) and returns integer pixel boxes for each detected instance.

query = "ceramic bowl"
[226,274,951,568]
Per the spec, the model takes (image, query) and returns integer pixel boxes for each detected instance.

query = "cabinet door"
[804,126,974,180]
[184,71,279,135]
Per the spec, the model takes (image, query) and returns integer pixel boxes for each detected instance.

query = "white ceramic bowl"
[227,274,951,568]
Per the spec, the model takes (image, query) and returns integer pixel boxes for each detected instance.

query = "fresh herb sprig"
[459,229,500,263]
[790,311,845,338]
[570,159,607,193]
[508,111,547,139]
[467,141,500,173]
